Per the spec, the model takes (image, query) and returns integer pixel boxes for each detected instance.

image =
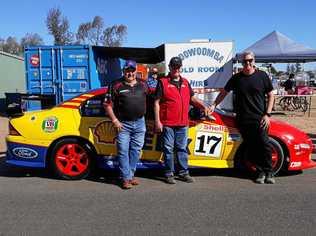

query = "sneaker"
[121,180,133,189]
[255,172,266,184]
[129,177,139,186]
[265,172,276,184]
[165,176,176,184]
[178,174,195,183]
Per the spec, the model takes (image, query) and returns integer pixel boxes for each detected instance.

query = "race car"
[6,88,316,180]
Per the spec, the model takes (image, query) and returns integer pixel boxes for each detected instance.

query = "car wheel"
[50,138,93,180]
[270,137,285,175]
[235,137,285,176]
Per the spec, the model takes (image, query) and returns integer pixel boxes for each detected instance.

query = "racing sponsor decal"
[42,117,59,133]
[30,54,39,66]
[12,147,38,159]
[194,131,223,158]
[94,121,116,144]
[199,124,227,132]
[290,161,302,168]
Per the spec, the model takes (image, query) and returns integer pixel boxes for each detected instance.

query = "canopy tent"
[236,31,316,63]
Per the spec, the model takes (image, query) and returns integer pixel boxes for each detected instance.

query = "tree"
[270,65,277,74]
[20,33,44,49]
[286,64,291,73]
[76,16,127,47]
[0,38,4,51]
[46,7,73,45]
[290,64,296,73]
[295,62,303,72]
[1,37,22,55]
[76,16,104,45]
[102,24,127,47]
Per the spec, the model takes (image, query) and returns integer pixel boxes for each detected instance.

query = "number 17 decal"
[194,131,223,158]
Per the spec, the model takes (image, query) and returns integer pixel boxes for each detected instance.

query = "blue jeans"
[162,126,189,177]
[116,117,146,181]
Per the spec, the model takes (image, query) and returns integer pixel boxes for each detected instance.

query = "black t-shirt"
[105,78,148,121]
[283,79,294,91]
[224,70,273,123]
[155,76,194,100]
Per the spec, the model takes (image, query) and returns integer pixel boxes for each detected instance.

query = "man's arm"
[103,101,122,131]
[154,99,163,132]
[260,91,274,129]
[266,91,274,115]
[209,90,229,113]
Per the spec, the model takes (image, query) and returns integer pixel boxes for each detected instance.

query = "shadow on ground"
[0,155,303,189]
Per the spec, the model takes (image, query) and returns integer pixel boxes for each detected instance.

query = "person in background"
[154,57,210,184]
[147,67,159,89]
[283,73,295,94]
[104,60,148,190]
[210,51,275,184]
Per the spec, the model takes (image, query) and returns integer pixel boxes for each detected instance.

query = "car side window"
[80,95,107,117]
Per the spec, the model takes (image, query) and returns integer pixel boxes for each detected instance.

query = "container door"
[56,47,90,103]
[25,48,58,98]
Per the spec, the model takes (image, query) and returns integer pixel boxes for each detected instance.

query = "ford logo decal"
[12,147,38,159]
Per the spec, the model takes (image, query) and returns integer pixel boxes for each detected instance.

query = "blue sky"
[1,0,316,68]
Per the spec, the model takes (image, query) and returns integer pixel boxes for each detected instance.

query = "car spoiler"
[5,93,55,117]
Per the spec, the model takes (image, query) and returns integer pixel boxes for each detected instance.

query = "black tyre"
[235,137,285,176]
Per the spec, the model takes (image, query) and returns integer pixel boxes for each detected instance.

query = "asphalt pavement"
[0,155,316,235]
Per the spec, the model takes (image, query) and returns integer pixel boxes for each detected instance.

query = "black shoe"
[255,172,266,184]
[265,172,276,184]
[165,176,176,184]
[178,174,195,183]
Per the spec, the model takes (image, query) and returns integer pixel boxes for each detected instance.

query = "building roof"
[0,51,24,61]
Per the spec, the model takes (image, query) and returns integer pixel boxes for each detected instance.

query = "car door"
[186,111,242,168]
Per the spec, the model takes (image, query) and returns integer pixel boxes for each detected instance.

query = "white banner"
[164,41,234,89]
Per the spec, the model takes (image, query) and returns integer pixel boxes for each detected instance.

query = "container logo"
[42,116,59,132]
[30,55,40,66]
[12,147,38,159]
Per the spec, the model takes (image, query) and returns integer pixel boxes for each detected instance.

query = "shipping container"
[24,45,122,105]
[21,45,163,111]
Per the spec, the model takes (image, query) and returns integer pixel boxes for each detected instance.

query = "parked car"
[5,88,316,179]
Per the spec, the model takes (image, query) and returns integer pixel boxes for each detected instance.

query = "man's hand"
[209,104,216,114]
[260,115,270,130]
[112,119,123,132]
[155,120,163,133]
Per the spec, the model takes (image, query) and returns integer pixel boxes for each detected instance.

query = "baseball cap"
[124,60,137,70]
[169,57,182,68]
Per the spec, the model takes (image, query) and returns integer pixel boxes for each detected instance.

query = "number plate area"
[194,131,224,158]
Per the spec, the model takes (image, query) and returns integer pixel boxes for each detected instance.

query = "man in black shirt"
[283,73,295,94]
[104,60,148,189]
[210,51,275,184]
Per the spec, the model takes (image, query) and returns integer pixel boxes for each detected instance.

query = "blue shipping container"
[25,45,123,105]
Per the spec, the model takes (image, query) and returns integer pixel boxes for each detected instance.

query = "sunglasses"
[242,58,254,64]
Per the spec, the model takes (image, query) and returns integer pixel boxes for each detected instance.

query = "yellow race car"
[6,88,316,179]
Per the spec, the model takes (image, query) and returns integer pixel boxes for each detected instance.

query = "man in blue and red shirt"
[104,60,148,189]
[154,57,210,184]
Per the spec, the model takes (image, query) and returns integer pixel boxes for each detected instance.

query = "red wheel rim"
[55,143,89,176]
[271,147,278,169]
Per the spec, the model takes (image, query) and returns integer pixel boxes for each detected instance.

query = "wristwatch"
[265,112,272,117]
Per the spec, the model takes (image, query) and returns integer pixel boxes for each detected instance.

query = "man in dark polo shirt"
[104,60,148,189]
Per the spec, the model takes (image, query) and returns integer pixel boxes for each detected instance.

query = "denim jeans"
[116,117,146,181]
[162,126,189,177]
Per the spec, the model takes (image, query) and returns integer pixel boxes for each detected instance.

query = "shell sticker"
[42,116,58,133]
[94,121,117,144]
